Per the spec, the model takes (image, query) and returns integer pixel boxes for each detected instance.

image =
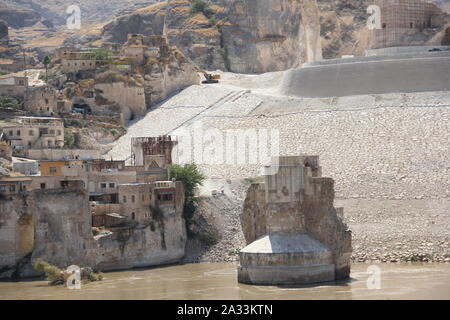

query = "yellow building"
[39,160,84,177]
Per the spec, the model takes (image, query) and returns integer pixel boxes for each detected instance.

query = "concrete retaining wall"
[281,52,450,98]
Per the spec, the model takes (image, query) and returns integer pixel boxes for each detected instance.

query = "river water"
[0,263,449,300]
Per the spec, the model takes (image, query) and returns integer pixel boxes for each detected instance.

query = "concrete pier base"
[238,234,336,285]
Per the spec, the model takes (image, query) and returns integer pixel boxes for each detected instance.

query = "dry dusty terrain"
[107,70,450,263]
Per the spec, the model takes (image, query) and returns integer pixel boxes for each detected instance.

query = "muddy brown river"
[0,263,449,300]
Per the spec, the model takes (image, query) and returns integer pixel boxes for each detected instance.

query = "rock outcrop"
[0,19,7,45]
[0,185,186,279]
[0,3,41,28]
[101,0,323,73]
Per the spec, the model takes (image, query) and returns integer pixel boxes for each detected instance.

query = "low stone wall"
[24,149,101,161]
[63,113,124,127]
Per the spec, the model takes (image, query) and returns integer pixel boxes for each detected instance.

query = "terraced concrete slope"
[280,52,450,98]
[106,70,450,263]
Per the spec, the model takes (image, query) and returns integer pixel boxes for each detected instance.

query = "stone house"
[61,59,97,73]
[0,176,32,195]
[1,117,64,150]
[0,76,28,100]
[55,47,79,61]
[122,34,167,67]
[93,180,184,226]
[24,86,60,116]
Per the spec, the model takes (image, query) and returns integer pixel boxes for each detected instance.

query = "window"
[101,183,107,189]
[9,130,13,136]
[157,193,173,202]
[40,183,46,189]
[50,130,55,135]
[50,167,57,173]
[0,186,6,192]
[410,22,414,29]
[17,130,21,136]
[109,183,115,188]
[142,195,145,202]
[382,23,387,29]
[57,130,62,136]
[9,185,15,192]
[131,212,135,220]
[29,130,34,136]
[131,195,135,203]
[45,98,49,104]
[123,196,127,203]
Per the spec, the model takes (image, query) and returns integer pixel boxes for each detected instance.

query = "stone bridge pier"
[238,156,352,285]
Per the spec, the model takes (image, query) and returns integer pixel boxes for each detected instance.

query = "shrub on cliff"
[190,0,214,17]
[169,163,205,232]
[64,129,76,148]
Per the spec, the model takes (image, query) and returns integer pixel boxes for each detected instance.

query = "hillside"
[0,0,159,27]
[99,0,322,73]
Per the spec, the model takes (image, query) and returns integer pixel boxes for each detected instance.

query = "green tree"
[0,96,20,109]
[190,0,214,17]
[169,163,205,227]
[42,55,51,83]
[64,129,75,148]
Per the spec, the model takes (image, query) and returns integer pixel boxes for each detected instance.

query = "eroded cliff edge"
[0,188,186,279]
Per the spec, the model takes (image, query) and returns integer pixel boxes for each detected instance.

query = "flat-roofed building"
[1,117,64,150]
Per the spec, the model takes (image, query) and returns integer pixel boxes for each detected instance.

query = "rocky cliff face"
[0,4,41,28]
[141,45,200,106]
[0,0,159,27]
[0,19,8,45]
[0,188,186,279]
[317,0,372,59]
[101,0,323,73]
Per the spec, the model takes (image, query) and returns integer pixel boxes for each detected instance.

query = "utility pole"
[22,50,28,110]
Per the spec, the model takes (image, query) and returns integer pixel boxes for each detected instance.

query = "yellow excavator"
[196,70,221,84]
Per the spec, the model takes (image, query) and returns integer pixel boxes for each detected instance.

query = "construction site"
[96,2,449,271]
[0,0,449,300]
